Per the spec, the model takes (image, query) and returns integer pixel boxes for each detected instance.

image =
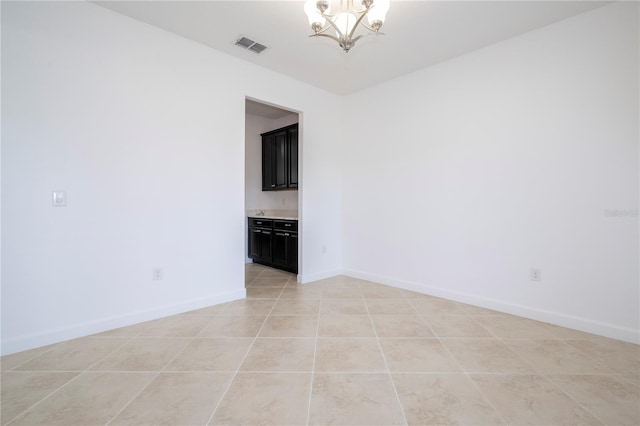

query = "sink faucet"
[255,209,265,216]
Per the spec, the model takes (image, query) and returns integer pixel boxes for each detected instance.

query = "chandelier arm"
[358,20,376,32]
[321,13,347,41]
[309,33,343,44]
[349,34,365,46]
[347,7,373,39]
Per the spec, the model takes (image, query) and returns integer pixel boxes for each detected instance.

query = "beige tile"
[279,285,322,299]
[365,298,416,315]
[356,279,392,288]
[110,372,232,426]
[504,339,612,374]
[139,314,212,337]
[240,338,315,372]
[10,372,154,425]
[455,303,510,316]
[246,262,266,272]
[271,298,320,315]
[316,276,359,286]
[371,315,434,337]
[539,323,607,340]
[621,374,640,387]
[410,298,467,315]
[380,339,461,372]
[220,299,276,315]
[259,315,318,337]
[318,315,376,337]
[1,372,78,424]
[550,374,640,426]
[259,268,294,278]
[165,338,253,372]
[474,315,556,338]
[90,321,153,338]
[184,302,229,316]
[1,345,57,372]
[361,286,406,299]
[425,315,493,338]
[314,338,386,372]
[248,277,290,287]
[402,289,439,299]
[471,374,602,425]
[321,286,364,299]
[199,315,266,338]
[320,298,368,315]
[443,339,534,373]
[15,338,128,372]
[309,373,405,425]
[246,286,283,299]
[393,373,504,425]
[566,339,640,374]
[211,373,311,425]
[90,338,189,371]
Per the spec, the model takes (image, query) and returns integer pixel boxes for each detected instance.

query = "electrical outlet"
[530,268,541,282]
[153,267,163,281]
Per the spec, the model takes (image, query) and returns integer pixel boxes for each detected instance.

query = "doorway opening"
[244,98,301,290]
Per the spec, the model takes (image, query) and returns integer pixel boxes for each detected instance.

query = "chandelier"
[304,0,391,53]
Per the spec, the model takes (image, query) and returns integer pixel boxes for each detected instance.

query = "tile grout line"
[361,281,409,426]
[5,336,137,426]
[406,296,510,426]
[104,306,226,425]
[305,284,323,426]
[544,374,610,426]
[204,272,286,426]
[3,344,61,373]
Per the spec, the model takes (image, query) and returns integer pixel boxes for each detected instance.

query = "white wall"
[1,1,344,354]
[343,2,639,342]
[245,112,299,213]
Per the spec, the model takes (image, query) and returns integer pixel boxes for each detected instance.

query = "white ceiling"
[94,0,608,95]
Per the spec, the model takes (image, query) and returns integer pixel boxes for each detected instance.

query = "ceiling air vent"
[234,36,268,54]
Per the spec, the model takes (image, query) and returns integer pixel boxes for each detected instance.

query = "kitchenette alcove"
[245,99,300,278]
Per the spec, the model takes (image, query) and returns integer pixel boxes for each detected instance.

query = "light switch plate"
[52,191,66,207]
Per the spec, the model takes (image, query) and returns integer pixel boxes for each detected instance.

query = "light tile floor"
[1,263,639,425]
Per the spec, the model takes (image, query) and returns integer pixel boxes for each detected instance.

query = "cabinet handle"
[285,233,289,237]
[285,224,291,227]
[252,229,261,233]
[271,184,275,187]
[256,221,262,225]
[262,231,271,235]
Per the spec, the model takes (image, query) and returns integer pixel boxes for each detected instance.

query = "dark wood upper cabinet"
[262,124,298,191]
[288,126,298,188]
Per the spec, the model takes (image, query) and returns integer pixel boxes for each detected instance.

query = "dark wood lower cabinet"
[248,218,297,273]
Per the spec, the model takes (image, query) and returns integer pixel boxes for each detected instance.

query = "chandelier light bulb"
[304,0,326,31]
[367,0,390,30]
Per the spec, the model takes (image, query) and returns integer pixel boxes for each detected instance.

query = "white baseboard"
[1,289,246,356]
[344,269,640,344]
[298,269,344,284]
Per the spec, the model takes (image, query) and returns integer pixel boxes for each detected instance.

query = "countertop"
[247,209,298,220]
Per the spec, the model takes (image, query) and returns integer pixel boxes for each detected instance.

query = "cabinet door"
[288,126,298,188]
[273,130,288,189]
[272,232,288,267]
[262,135,275,191]
[248,228,261,259]
[287,233,298,273]
[258,230,272,262]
